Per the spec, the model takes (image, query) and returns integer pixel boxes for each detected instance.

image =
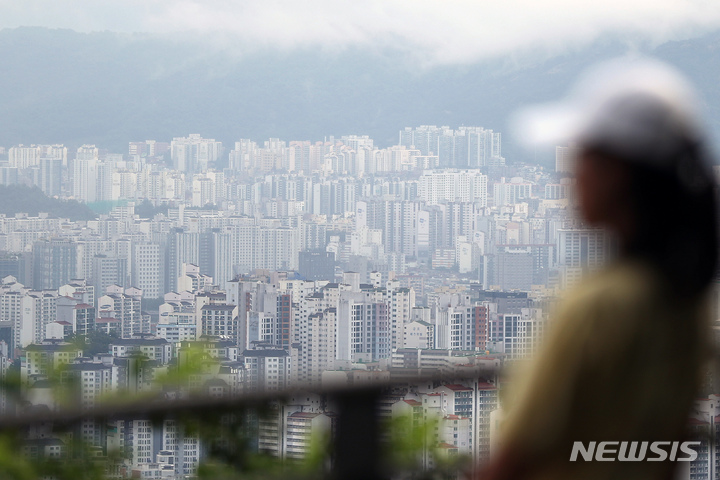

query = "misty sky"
[2,1,720,65]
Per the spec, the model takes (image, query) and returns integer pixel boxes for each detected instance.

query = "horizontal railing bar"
[0,368,499,429]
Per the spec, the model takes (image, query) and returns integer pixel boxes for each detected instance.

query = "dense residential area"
[0,128,715,478]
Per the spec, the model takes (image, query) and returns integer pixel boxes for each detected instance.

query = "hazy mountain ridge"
[1,27,720,165]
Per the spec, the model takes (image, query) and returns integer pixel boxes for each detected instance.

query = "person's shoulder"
[569,259,660,308]
[545,260,667,361]
[554,259,663,335]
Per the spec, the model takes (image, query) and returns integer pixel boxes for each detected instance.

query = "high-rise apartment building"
[56,295,95,337]
[292,308,336,386]
[9,144,67,169]
[32,238,77,290]
[165,228,200,293]
[200,304,239,342]
[400,126,503,167]
[171,134,223,174]
[242,347,291,392]
[556,227,608,270]
[132,243,163,299]
[98,286,147,338]
[555,144,579,173]
[91,254,127,297]
[38,157,62,196]
[72,145,99,203]
[418,169,488,206]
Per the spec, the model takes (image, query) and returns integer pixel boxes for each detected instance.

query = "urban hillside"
[0,184,96,220]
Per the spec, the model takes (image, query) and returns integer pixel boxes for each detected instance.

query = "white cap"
[513,57,711,190]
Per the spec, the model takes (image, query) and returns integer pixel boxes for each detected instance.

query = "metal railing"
[0,368,499,480]
[7,358,719,480]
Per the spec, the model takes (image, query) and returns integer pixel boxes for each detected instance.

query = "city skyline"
[0,3,718,477]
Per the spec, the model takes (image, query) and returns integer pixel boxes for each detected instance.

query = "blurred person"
[481,59,718,480]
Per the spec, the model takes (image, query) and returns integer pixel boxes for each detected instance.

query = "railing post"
[333,388,386,480]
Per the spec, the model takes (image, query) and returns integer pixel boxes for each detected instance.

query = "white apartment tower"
[418,169,488,206]
[492,177,533,207]
[292,308,337,386]
[72,145,99,203]
[19,291,59,347]
[171,134,222,174]
[9,144,67,169]
[98,287,147,338]
[555,144,579,173]
[132,243,163,299]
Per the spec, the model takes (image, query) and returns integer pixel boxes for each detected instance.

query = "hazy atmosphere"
[3,0,720,64]
[3,1,720,162]
[1,3,720,479]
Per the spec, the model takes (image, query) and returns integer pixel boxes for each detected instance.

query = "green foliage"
[153,342,219,393]
[141,297,165,312]
[191,407,328,480]
[302,428,331,475]
[33,438,122,480]
[2,341,470,480]
[0,432,47,480]
[383,414,472,480]
[0,426,122,480]
[67,330,119,356]
[385,414,439,474]
[85,330,120,356]
[135,200,169,219]
[0,185,96,221]
[1,360,23,407]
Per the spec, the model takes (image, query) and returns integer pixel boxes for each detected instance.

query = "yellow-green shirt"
[500,259,710,480]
